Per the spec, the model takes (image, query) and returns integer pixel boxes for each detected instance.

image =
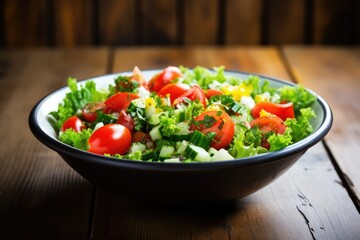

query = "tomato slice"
[117,109,135,132]
[251,102,295,121]
[250,115,286,135]
[157,83,189,104]
[173,85,207,108]
[88,124,132,155]
[148,66,182,92]
[104,92,139,112]
[132,131,152,143]
[82,102,106,122]
[190,110,235,150]
[205,89,223,99]
[61,116,84,132]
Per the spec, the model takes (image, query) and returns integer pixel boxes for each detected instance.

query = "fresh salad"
[49,66,316,162]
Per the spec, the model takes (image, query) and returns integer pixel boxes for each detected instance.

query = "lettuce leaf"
[285,107,316,142]
[229,126,267,158]
[268,128,293,151]
[279,85,316,112]
[59,128,92,151]
[49,78,108,132]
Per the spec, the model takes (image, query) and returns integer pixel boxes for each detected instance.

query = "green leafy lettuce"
[285,107,316,142]
[49,77,108,132]
[229,126,267,158]
[59,128,92,151]
[279,85,316,112]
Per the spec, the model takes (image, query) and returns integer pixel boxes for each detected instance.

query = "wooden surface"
[0,46,360,239]
[1,0,360,47]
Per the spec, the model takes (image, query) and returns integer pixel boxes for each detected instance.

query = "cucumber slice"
[163,158,181,163]
[189,130,212,150]
[159,145,175,159]
[211,149,234,161]
[208,147,218,157]
[130,142,146,153]
[185,144,211,162]
[142,150,157,161]
[149,125,162,140]
[176,140,189,154]
[174,109,186,122]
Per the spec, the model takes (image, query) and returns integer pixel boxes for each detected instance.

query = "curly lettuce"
[49,77,108,132]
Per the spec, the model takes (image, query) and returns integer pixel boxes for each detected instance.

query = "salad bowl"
[29,69,332,205]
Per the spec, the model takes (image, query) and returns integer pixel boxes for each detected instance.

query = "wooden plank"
[53,0,93,46]
[183,0,219,45]
[284,46,360,206]
[267,0,306,44]
[313,0,356,44]
[225,0,262,45]
[98,0,136,46]
[141,0,178,45]
[90,47,360,239]
[2,0,47,47]
[0,48,109,239]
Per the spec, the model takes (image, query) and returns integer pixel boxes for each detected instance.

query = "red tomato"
[205,89,223,99]
[82,102,106,122]
[132,131,152,143]
[157,83,189,104]
[104,92,139,112]
[148,66,182,92]
[117,109,135,132]
[190,111,235,150]
[250,115,286,135]
[88,124,132,155]
[173,85,207,108]
[251,102,295,121]
[61,116,84,132]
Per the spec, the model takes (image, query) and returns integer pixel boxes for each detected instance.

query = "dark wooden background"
[1,0,359,47]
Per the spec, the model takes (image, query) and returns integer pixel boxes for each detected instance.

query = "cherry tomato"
[251,102,295,121]
[173,85,207,108]
[157,83,189,104]
[190,111,235,150]
[132,131,154,149]
[205,89,223,99]
[117,109,135,132]
[104,92,139,112]
[250,115,286,135]
[61,116,84,132]
[132,131,152,143]
[148,66,182,92]
[88,124,132,155]
[82,102,106,122]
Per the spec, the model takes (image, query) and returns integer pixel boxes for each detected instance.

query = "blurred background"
[1,0,359,48]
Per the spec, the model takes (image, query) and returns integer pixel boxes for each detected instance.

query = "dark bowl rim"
[29,69,333,171]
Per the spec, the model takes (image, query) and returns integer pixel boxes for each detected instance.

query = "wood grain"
[224,0,262,45]
[98,0,136,46]
[2,0,47,47]
[267,0,306,44]
[1,0,360,47]
[313,0,357,44]
[283,46,360,207]
[141,0,178,45]
[89,47,360,239]
[53,0,93,46]
[0,48,109,239]
[183,0,219,45]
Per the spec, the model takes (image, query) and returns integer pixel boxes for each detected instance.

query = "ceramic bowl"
[29,70,332,205]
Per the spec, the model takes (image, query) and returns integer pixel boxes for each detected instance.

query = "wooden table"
[0,46,359,239]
